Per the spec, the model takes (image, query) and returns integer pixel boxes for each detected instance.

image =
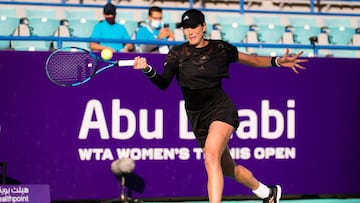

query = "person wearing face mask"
[134,6,174,53]
[90,3,134,52]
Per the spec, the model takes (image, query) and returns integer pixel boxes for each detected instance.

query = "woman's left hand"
[278,48,308,74]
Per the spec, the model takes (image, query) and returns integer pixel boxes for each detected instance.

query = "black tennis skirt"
[185,89,239,148]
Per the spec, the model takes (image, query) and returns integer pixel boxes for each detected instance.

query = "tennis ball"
[101,49,113,61]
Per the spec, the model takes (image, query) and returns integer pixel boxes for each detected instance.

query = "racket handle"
[117,60,134,67]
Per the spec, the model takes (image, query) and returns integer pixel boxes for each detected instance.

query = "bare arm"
[89,42,115,52]
[238,48,308,74]
[122,43,135,52]
[90,42,134,52]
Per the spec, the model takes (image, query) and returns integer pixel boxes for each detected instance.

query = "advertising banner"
[0,51,359,200]
[0,184,50,203]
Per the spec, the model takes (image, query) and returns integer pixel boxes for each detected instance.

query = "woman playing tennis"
[133,8,307,203]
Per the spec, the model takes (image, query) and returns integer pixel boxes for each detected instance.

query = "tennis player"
[133,8,307,203]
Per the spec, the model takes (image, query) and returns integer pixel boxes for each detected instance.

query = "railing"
[1,36,359,57]
[1,0,360,16]
[1,0,360,57]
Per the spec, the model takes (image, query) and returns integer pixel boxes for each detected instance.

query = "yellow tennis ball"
[101,49,113,61]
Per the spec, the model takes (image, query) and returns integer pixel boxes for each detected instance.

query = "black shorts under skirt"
[185,91,240,148]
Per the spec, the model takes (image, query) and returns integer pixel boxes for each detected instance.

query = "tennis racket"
[45,46,134,87]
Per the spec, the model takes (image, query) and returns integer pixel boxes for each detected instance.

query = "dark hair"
[148,6,162,17]
[103,3,116,15]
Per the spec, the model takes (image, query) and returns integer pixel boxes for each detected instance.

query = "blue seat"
[64,9,97,20]
[12,41,51,51]
[60,18,98,49]
[12,17,59,51]
[12,8,59,51]
[25,8,57,19]
[215,14,246,25]
[28,17,59,36]
[252,48,286,56]
[0,16,19,49]
[219,23,249,43]
[0,8,18,49]
[292,25,321,44]
[252,16,282,26]
[328,26,355,45]
[215,14,249,43]
[0,7,17,17]
[256,24,285,43]
[329,50,360,58]
[322,18,352,27]
[288,17,317,27]
[116,18,139,36]
[251,16,285,46]
[251,22,286,56]
[67,19,98,37]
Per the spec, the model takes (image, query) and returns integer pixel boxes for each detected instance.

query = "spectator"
[135,6,174,53]
[90,3,134,52]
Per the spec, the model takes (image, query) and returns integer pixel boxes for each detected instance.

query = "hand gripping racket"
[45,47,134,87]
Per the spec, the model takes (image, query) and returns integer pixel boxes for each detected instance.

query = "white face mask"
[150,20,162,29]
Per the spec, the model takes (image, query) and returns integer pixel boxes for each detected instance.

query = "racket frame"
[45,46,133,87]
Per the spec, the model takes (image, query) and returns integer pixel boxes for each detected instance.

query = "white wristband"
[142,65,152,73]
[275,57,281,67]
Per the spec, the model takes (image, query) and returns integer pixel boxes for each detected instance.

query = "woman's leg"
[221,147,259,190]
[221,141,281,203]
[203,121,234,203]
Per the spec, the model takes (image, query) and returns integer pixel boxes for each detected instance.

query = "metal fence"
[1,0,360,57]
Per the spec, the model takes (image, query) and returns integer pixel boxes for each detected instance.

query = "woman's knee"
[203,149,220,169]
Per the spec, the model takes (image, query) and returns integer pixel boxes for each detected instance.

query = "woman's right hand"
[133,56,149,70]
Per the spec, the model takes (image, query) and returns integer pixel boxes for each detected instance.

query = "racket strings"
[46,51,97,86]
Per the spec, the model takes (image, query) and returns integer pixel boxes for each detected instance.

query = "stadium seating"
[288,16,318,27]
[0,8,18,49]
[252,15,283,26]
[287,16,320,55]
[312,17,357,57]
[28,17,59,36]
[214,14,249,42]
[321,17,355,45]
[64,9,97,20]
[329,49,360,58]
[0,17,19,49]
[322,17,353,27]
[327,26,355,45]
[61,18,98,49]
[11,8,60,51]
[0,0,359,57]
[291,25,321,44]
[249,16,285,55]
[117,11,141,36]
[248,24,285,55]
[0,7,16,17]
[218,23,249,43]
[25,8,58,19]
